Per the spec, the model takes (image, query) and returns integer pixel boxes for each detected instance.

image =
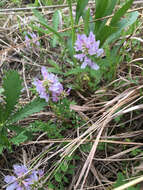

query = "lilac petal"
[25,35,30,47]
[66,88,71,95]
[47,73,59,83]
[74,54,85,61]
[33,79,49,102]
[29,170,39,182]
[74,34,87,51]
[41,67,48,80]
[88,31,95,43]
[4,176,16,183]
[88,41,100,55]
[52,93,59,102]
[33,79,44,93]
[89,62,99,70]
[81,61,88,69]
[38,169,44,177]
[6,182,19,190]
[25,32,40,47]
[13,164,28,176]
[16,187,24,190]
[49,82,63,94]
[96,48,104,57]
[39,91,49,102]
[86,32,96,49]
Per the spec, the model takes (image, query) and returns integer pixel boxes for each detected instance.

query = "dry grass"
[1,1,143,190]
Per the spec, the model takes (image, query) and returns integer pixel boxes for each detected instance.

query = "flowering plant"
[74,31,104,70]
[33,67,69,102]
[4,164,44,190]
[25,32,40,48]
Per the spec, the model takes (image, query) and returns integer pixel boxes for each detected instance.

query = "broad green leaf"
[67,36,74,58]
[110,0,134,26]
[67,0,75,54]
[94,0,117,36]
[3,70,22,119]
[75,0,89,24]
[83,8,90,35]
[8,98,47,124]
[104,0,118,16]
[33,9,63,43]
[97,25,117,46]
[106,11,139,44]
[52,10,61,47]
[95,0,109,19]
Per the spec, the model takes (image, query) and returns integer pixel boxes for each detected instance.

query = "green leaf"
[8,98,47,124]
[33,9,63,43]
[113,173,125,188]
[11,131,28,145]
[95,0,109,19]
[75,0,89,24]
[0,133,10,151]
[47,68,63,75]
[48,59,61,70]
[0,105,4,122]
[64,67,84,76]
[67,36,74,58]
[55,173,62,183]
[0,145,4,154]
[83,8,90,35]
[61,162,68,172]
[106,11,139,44]
[3,70,22,119]
[97,25,117,46]
[104,0,118,16]
[94,0,118,37]
[52,10,61,47]
[0,88,4,94]
[110,0,134,26]
[7,125,24,133]
[113,173,140,190]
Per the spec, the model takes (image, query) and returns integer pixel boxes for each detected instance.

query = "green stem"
[67,0,75,49]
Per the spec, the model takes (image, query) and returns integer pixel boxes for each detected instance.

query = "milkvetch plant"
[0,70,47,153]
[4,164,44,190]
[74,31,104,70]
[33,66,64,102]
[24,31,40,48]
[0,68,71,153]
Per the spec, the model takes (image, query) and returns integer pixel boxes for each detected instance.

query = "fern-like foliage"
[3,70,22,120]
[8,98,47,124]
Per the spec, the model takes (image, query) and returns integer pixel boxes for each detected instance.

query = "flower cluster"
[4,164,44,190]
[74,31,104,70]
[25,32,40,48]
[33,67,64,102]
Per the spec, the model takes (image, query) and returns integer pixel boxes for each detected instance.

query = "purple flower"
[74,31,104,70]
[25,32,40,48]
[33,67,64,102]
[4,164,44,190]
[81,56,99,70]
